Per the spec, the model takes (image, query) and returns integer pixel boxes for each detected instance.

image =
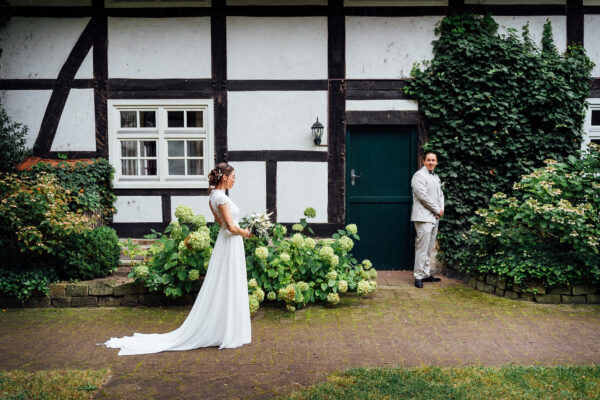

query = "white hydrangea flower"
[327,292,340,305]
[362,259,372,269]
[255,246,269,260]
[326,270,338,281]
[248,278,258,289]
[297,281,309,292]
[318,246,334,261]
[188,269,200,281]
[357,280,370,296]
[337,236,354,251]
[345,224,358,235]
[254,287,265,302]
[267,291,277,301]
[133,264,149,278]
[249,294,260,314]
[338,280,348,293]
[292,223,304,232]
[286,305,296,312]
[280,252,291,262]
[368,280,377,292]
[330,255,339,267]
[303,237,316,249]
[186,231,210,251]
[291,233,304,248]
[175,205,195,224]
[192,214,206,227]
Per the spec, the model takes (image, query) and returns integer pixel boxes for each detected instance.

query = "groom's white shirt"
[410,166,444,223]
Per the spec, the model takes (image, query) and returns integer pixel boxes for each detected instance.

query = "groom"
[410,151,445,289]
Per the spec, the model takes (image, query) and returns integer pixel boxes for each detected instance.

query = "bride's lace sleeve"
[210,191,230,209]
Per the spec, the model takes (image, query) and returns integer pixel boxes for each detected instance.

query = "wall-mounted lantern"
[311,117,324,146]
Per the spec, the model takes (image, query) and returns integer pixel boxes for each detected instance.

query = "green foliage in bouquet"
[130,205,213,298]
[457,144,600,288]
[404,14,594,266]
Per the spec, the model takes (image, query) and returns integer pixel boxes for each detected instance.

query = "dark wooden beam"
[346,79,411,100]
[266,160,277,221]
[228,150,328,162]
[227,80,328,91]
[212,0,228,164]
[109,79,213,91]
[567,0,584,46]
[114,188,212,196]
[345,111,421,126]
[225,5,327,16]
[93,0,108,159]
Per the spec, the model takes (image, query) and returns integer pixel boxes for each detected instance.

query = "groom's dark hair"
[422,151,438,160]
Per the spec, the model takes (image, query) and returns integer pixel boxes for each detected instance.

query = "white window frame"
[583,98,600,149]
[108,99,214,189]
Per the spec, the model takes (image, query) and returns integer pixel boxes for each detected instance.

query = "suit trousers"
[413,220,438,280]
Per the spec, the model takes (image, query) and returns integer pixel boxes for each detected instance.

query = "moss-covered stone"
[504,291,519,300]
[520,292,535,301]
[88,280,117,296]
[52,297,72,307]
[120,295,138,307]
[494,287,504,297]
[587,294,600,303]
[49,283,67,297]
[23,296,51,308]
[535,294,561,304]
[572,285,600,296]
[476,281,494,294]
[549,286,571,295]
[113,282,147,296]
[66,284,88,297]
[71,297,98,307]
[99,296,120,307]
[561,295,586,304]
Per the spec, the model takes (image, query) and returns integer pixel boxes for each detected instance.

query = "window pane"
[141,159,157,176]
[168,141,184,157]
[168,111,184,127]
[187,140,203,157]
[120,111,137,128]
[121,160,138,176]
[187,159,203,176]
[168,159,185,175]
[141,141,156,157]
[187,111,203,128]
[121,141,137,157]
[592,110,600,126]
[140,111,156,128]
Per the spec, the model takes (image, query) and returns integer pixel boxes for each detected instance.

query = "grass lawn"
[0,368,110,400]
[283,365,600,400]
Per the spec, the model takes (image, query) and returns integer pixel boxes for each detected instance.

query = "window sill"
[113,181,209,189]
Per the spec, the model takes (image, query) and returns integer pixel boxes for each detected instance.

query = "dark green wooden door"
[345,128,417,270]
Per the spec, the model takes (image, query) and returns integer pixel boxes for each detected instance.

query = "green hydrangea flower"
[186,231,210,251]
[274,224,287,236]
[292,223,304,232]
[337,236,354,251]
[291,233,304,248]
[304,207,317,218]
[303,237,316,249]
[368,280,377,292]
[248,278,258,289]
[327,292,340,305]
[249,294,260,314]
[286,305,296,312]
[345,223,358,235]
[369,269,378,280]
[360,270,370,280]
[338,280,348,293]
[280,252,291,262]
[255,246,269,260]
[357,280,370,296]
[178,240,187,252]
[326,270,338,281]
[267,291,277,301]
[297,281,309,292]
[362,259,372,269]
[330,255,339,267]
[318,246,334,261]
[133,264,149,278]
[278,284,296,302]
[255,287,265,302]
[175,205,195,224]
[192,214,206,227]
[169,221,182,238]
[318,238,335,246]
[188,269,200,281]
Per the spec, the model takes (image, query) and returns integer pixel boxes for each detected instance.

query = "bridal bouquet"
[240,212,274,241]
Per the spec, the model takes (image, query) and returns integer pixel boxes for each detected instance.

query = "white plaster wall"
[277,162,327,223]
[75,50,93,79]
[228,162,267,218]
[171,196,214,223]
[0,17,90,79]
[346,16,442,79]
[228,91,328,150]
[0,90,52,148]
[346,99,418,111]
[50,89,96,151]
[113,196,162,223]
[585,15,600,78]
[108,18,211,79]
[494,16,567,53]
[227,17,328,79]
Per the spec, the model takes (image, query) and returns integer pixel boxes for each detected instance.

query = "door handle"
[351,169,362,186]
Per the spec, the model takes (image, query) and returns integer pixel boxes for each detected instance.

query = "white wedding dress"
[103,189,251,355]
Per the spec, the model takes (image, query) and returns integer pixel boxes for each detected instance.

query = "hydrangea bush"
[457,145,600,288]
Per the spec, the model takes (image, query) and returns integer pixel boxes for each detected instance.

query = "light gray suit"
[411,166,444,279]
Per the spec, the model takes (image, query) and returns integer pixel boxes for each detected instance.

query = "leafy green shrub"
[60,227,121,280]
[0,104,31,172]
[404,14,594,266]
[131,205,213,298]
[0,267,58,300]
[457,144,600,288]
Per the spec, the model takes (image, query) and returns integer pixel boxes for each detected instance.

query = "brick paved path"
[1,271,599,399]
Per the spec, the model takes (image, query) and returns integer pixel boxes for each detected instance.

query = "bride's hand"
[244,228,252,238]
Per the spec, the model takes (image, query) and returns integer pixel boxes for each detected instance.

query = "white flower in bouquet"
[326,270,338,281]
[254,287,265,302]
[133,264,149,278]
[327,292,340,305]
[249,294,260,314]
[175,205,195,224]
[362,259,373,269]
[345,224,358,235]
[337,236,354,251]
[330,255,339,268]
[240,212,274,241]
[318,246,334,261]
[297,281,309,292]
[267,291,277,301]
[188,269,200,281]
[292,223,304,232]
[248,278,258,289]
[291,233,304,248]
[255,246,269,260]
[338,280,348,293]
[280,252,291,262]
[303,237,316,249]
[357,280,370,296]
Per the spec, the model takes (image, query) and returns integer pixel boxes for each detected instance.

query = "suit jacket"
[410,166,445,223]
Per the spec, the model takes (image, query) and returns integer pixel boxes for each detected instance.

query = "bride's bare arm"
[218,203,251,238]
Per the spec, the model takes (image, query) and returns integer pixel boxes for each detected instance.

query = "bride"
[103,163,252,355]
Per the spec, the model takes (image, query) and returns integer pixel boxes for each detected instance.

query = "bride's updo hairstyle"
[208,162,234,187]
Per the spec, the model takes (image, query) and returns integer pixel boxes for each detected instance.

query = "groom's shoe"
[423,275,441,283]
[414,279,423,288]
